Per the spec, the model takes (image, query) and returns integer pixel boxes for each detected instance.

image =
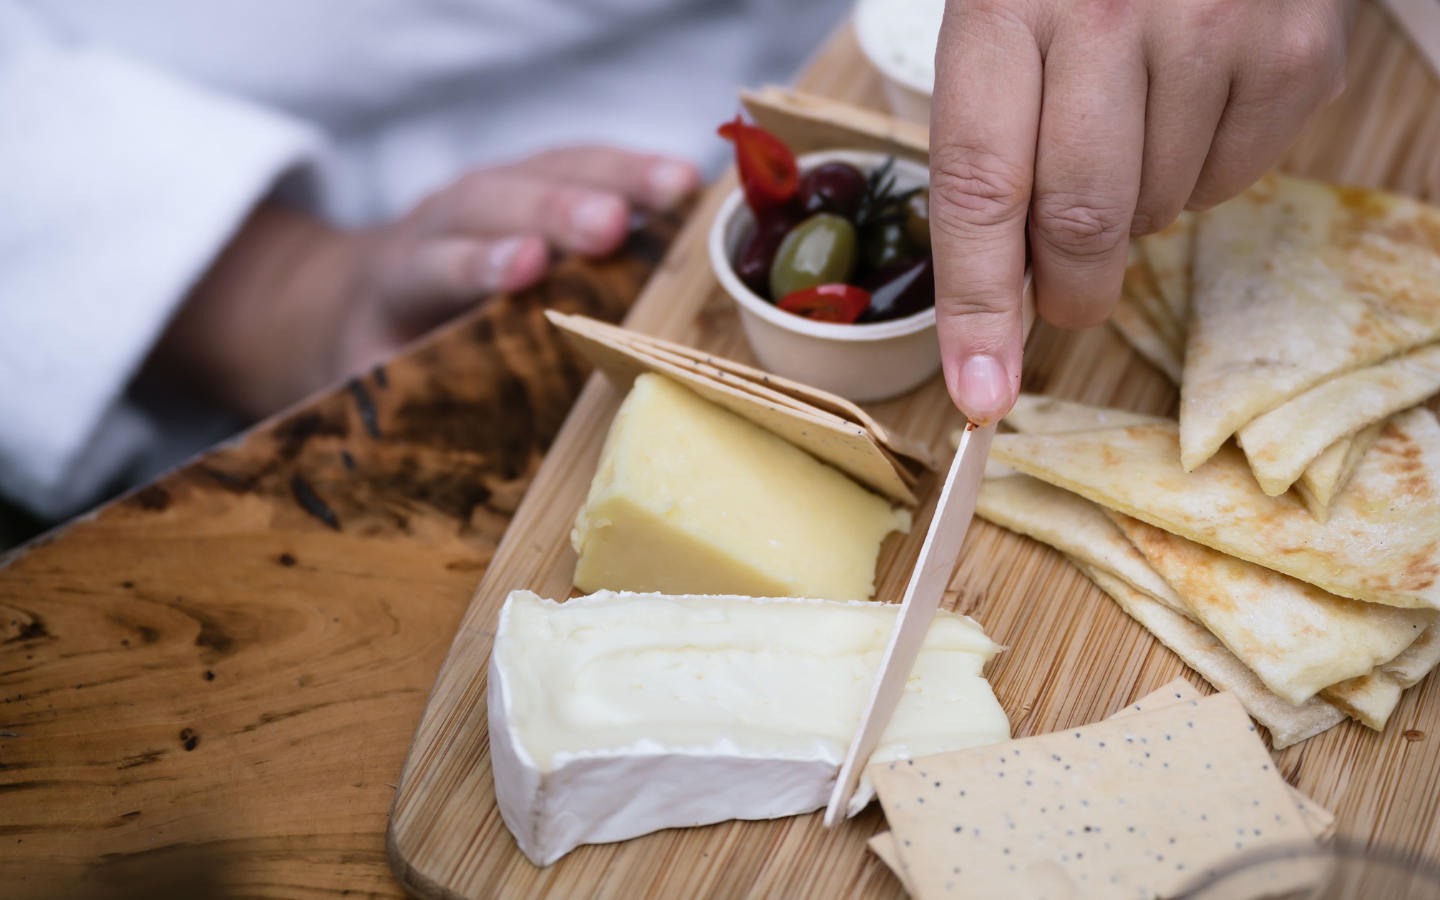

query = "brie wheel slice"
[572,373,910,602]
[490,590,1010,866]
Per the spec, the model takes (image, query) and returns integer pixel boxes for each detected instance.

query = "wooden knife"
[823,274,1034,826]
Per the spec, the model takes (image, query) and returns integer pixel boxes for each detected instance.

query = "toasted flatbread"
[1109,512,1432,705]
[1320,622,1440,731]
[1003,393,1169,434]
[1111,297,1184,384]
[1123,243,1186,355]
[976,474,1187,614]
[1181,172,1440,471]
[1136,210,1196,330]
[1295,421,1384,522]
[1076,562,1348,749]
[991,408,1440,609]
[1238,342,1440,495]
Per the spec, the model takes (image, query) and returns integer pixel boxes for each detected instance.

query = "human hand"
[928,0,1355,424]
[155,146,699,418]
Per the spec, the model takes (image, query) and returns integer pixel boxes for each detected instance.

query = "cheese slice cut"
[489,590,1010,866]
[572,373,910,601]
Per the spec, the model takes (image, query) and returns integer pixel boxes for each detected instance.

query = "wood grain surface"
[0,210,685,899]
[388,6,1440,900]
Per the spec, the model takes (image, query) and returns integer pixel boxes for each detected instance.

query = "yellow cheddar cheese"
[571,374,910,601]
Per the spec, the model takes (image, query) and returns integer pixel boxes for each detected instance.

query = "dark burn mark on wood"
[274,409,347,460]
[180,729,199,752]
[136,626,160,644]
[348,378,382,439]
[117,750,166,770]
[198,464,257,494]
[4,616,49,644]
[121,581,134,589]
[291,474,340,530]
[374,456,492,523]
[278,553,297,567]
[204,670,215,681]
[132,485,170,511]
[391,377,533,463]
[164,597,257,661]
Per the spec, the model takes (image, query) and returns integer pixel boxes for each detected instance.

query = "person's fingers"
[1188,2,1351,209]
[1130,11,1232,234]
[377,234,547,327]
[930,2,1043,425]
[414,172,631,257]
[505,146,701,209]
[1027,16,1147,331]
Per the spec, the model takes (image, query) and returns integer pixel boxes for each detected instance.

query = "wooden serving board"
[388,7,1440,898]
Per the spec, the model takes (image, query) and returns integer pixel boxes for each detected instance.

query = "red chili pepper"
[777,284,872,324]
[718,115,798,216]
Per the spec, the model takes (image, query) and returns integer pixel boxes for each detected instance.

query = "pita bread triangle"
[985,395,1440,734]
[1236,341,1440,496]
[1136,210,1196,329]
[1123,243,1185,355]
[1077,563,1348,748]
[990,406,1440,610]
[1108,512,1432,705]
[1180,171,1440,471]
[1111,295,1183,383]
[1295,420,1384,522]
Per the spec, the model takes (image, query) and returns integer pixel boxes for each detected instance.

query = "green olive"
[769,213,858,301]
[904,189,931,251]
[860,220,919,273]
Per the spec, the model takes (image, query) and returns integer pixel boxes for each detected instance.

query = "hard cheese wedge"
[872,692,1317,900]
[489,590,1010,866]
[572,373,910,601]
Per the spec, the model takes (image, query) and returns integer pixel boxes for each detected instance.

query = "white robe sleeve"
[0,2,322,519]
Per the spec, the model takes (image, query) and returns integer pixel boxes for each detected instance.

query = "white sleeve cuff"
[0,20,322,518]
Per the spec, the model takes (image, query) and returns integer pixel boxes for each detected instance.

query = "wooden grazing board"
[388,7,1440,898]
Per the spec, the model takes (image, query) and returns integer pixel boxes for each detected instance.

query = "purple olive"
[797,162,867,220]
[857,255,934,323]
[734,209,801,299]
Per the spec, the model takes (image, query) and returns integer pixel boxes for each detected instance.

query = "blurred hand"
[155,146,699,418]
[929,0,1355,424]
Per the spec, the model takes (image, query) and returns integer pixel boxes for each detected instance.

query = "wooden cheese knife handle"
[822,421,997,826]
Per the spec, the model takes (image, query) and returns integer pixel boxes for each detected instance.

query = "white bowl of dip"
[852,0,943,125]
[708,150,940,403]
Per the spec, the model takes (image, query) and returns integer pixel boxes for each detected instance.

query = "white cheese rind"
[489,590,1009,866]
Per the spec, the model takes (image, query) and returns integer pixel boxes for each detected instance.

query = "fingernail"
[648,161,696,208]
[957,354,1011,425]
[477,237,523,291]
[570,196,624,251]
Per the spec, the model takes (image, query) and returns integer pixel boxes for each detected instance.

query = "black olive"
[858,255,934,323]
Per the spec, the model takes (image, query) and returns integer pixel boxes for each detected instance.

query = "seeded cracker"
[871,693,1315,900]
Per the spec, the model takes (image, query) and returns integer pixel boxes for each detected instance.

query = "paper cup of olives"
[709,147,941,402]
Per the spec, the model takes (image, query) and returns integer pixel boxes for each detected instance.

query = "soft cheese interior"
[490,590,1010,866]
[571,373,910,602]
